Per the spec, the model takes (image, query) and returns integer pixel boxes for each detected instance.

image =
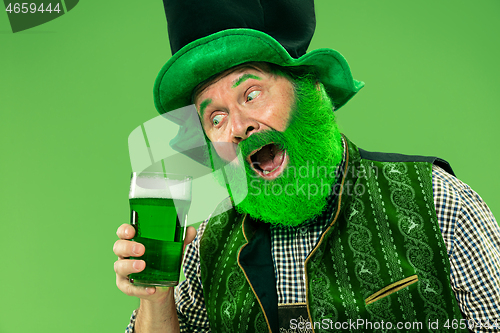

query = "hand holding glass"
[128,172,192,287]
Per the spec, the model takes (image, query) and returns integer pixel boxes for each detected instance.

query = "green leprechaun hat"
[154,0,364,116]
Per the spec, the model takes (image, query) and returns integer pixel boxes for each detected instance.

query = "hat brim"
[154,28,364,114]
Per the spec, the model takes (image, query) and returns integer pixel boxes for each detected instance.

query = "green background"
[1,1,499,332]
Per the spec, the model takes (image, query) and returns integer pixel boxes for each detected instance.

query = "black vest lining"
[238,220,279,332]
[358,148,455,177]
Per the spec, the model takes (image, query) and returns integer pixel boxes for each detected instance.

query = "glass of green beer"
[128,172,192,287]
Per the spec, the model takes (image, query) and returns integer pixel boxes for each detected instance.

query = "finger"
[116,224,136,240]
[114,259,158,297]
[116,272,156,297]
[183,226,197,251]
[113,239,145,258]
[114,258,146,278]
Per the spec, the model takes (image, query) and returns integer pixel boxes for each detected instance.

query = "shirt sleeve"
[432,165,500,332]
[124,220,211,333]
[176,220,211,332]
[125,309,137,333]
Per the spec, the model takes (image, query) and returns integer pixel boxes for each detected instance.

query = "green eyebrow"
[199,98,212,118]
[232,74,261,88]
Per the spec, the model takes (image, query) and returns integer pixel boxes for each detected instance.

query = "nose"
[230,109,259,143]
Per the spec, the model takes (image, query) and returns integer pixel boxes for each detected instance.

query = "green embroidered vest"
[199,137,465,332]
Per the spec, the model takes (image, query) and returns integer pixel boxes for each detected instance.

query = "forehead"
[193,63,272,103]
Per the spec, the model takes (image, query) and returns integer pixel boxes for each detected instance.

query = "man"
[114,1,500,332]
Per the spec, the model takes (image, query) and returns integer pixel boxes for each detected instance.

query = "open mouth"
[247,143,288,180]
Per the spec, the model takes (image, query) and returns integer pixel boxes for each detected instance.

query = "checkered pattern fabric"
[176,220,210,332]
[270,151,345,305]
[125,309,136,333]
[270,220,329,305]
[433,166,500,331]
[126,161,500,333]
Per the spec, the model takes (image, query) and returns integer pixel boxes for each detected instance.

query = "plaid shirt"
[126,149,500,332]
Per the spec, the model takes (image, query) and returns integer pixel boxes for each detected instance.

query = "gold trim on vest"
[365,275,419,305]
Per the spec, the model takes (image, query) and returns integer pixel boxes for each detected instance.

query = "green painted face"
[208,74,343,226]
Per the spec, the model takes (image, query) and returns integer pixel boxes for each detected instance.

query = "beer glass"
[128,172,192,287]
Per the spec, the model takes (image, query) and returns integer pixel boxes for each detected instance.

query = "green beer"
[129,172,192,287]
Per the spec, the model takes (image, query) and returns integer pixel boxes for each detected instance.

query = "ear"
[315,80,321,92]
[315,80,323,101]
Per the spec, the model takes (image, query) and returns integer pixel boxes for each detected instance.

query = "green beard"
[209,76,343,226]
